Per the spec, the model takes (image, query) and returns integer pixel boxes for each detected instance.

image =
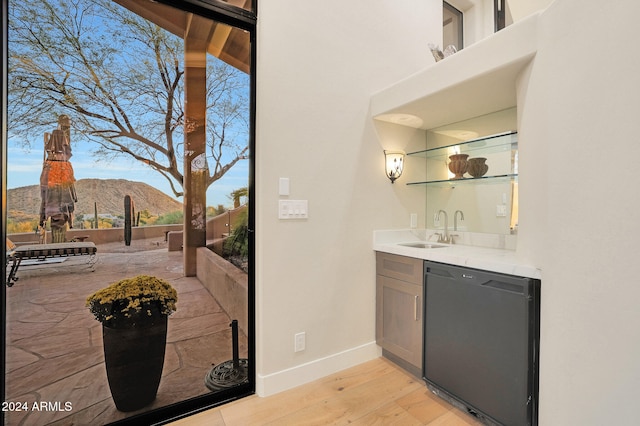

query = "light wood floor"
[168,357,482,425]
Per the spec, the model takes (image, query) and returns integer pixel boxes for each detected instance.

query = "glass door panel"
[3,0,254,423]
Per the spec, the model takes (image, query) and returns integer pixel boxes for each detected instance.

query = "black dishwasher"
[423,261,540,426]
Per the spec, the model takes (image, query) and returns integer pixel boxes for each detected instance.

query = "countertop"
[373,229,541,279]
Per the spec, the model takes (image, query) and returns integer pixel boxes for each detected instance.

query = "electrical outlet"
[294,332,306,352]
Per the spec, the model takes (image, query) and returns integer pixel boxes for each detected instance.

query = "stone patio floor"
[4,238,248,426]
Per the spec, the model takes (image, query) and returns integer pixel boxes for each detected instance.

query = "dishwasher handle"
[426,269,491,286]
[425,261,531,296]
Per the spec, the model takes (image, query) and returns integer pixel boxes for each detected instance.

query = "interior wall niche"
[425,108,517,236]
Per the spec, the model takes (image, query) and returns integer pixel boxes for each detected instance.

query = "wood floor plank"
[216,358,398,425]
[347,401,424,426]
[395,387,453,424]
[169,409,226,426]
[427,409,484,426]
[168,357,483,426]
[263,367,422,425]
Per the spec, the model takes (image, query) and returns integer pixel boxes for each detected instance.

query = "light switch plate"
[294,332,306,352]
[279,177,290,196]
[279,200,308,219]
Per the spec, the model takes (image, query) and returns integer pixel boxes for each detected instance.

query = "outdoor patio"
[4,238,248,425]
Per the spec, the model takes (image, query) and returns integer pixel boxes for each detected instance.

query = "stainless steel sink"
[399,242,447,249]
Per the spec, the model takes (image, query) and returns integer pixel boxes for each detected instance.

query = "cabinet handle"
[414,295,419,321]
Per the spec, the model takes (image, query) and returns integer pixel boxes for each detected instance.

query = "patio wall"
[196,247,248,336]
[8,224,183,245]
[206,205,247,242]
[8,206,246,248]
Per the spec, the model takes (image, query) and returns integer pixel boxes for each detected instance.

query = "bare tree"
[8,0,249,198]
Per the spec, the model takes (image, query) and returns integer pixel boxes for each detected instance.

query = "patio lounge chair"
[5,239,97,287]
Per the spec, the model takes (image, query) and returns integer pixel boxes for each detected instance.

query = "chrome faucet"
[454,210,464,231]
[436,210,450,243]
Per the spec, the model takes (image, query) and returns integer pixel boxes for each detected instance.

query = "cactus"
[94,202,98,229]
[124,195,133,246]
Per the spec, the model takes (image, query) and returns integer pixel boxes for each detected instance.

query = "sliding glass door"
[2,0,255,424]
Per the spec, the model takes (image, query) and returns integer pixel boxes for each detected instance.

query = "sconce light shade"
[384,150,405,183]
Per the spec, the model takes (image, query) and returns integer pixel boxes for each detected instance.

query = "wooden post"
[183,15,211,276]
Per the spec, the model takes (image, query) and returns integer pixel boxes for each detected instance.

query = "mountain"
[7,179,183,219]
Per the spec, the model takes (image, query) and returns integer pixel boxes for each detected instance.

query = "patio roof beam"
[111,0,251,73]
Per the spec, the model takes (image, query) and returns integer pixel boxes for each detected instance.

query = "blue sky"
[7,140,249,208]
[6,0,250,209]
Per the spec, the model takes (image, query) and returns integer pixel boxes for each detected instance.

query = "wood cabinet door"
[376,274,422,368]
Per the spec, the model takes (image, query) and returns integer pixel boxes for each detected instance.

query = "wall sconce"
[384,150,405,183]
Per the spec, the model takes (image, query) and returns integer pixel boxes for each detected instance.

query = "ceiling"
[111,0,251,73]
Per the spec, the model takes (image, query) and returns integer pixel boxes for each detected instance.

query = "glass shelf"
[407,174,517,187]
[407,131,517,161]
[406,131,517,186]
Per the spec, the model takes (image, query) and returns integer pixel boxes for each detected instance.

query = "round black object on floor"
[205,320,249,391]
[205,358,249,391]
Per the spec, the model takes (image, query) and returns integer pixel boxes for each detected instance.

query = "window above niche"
[443,1,463,51]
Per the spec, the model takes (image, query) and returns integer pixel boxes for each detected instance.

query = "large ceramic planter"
[102,315,168,412]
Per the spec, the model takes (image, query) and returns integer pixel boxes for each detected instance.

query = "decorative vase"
[448,154,469,179]
[467,157,489,178]
[102,315,168,412]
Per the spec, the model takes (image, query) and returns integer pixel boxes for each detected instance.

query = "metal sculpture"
[39,115,78,243]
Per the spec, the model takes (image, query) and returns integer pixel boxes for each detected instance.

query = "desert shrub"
[223,209,248,271]
[155,210,183,225]
[6,218,39,234]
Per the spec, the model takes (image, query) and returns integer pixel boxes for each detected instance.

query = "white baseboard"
[256,341,381,397]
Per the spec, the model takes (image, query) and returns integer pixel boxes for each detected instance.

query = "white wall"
[517,0,640,424]
[255,0,440,395]
[508,0,554,22]
[257,0,640,423]
[447,0,553,47]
